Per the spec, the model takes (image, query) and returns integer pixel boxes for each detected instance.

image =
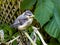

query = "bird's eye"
[28,15,31,16]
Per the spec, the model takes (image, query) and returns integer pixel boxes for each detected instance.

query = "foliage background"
[0,0,60,45]
[20,0,60,45]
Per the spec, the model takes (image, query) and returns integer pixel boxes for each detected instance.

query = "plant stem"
[6,35,20,45]
[23,31,37,45]
[32,26,47,45]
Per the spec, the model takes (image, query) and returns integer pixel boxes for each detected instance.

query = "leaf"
[36,0,42,7]
[36,36,42,45]
[34,0,54,27]
[45,8,60,42]
[48,38,60,45]
[52,0,60,9]
[44,0,60,42]
[45,18,60,38]
[45,18,60,42]
[27,26,33,35]
[12,40,17,45]
[0,24,17,42]
[13,32,19,37]
[20,0,36,10]
[54,8,60,28]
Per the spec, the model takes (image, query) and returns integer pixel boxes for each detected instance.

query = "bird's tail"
[10,23,20,28]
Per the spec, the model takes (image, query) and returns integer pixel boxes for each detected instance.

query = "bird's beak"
[26,15,34,18]
[30,15,34,18]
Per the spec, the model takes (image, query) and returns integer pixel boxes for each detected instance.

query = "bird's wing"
[11,15,28,28]
[14,15,28,24]
[17,15,27,20]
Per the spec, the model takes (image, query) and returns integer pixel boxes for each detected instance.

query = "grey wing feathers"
[11,14,28,28]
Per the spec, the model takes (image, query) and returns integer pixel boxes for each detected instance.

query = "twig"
[32,26,47,45]
[6,35,20,45]
[23,31,37,45]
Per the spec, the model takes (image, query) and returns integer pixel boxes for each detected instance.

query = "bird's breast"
[18,18,33,30]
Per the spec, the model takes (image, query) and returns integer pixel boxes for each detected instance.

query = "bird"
[11,10,34,30]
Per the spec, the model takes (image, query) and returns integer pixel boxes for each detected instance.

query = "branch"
[6,35,20,45]
[23,31,37,45]
[32,26,47,45]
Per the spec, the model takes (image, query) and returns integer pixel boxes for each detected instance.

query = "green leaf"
[45,17,60,38]
[0,24,17,42]
[48,38,60,45]
[20,0,36,10]
[52,0,60,10]
[36,36,42,45]
[39,0,60,42]
[36,0,42,7]
[27,26,33,35]
[45,4,60,41]
[54,8,60,28]
[34,0,54,27]
[12,40,17,45]
[45,8,60,42]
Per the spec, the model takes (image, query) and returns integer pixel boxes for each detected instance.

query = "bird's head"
[24,10,34,19]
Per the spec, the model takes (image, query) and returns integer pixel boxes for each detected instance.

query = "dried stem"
[6,35,20,45]
[23,31,37,45]
[32,26,47,45]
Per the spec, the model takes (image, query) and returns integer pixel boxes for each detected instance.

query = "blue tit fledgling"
[11,10,34,30]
